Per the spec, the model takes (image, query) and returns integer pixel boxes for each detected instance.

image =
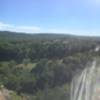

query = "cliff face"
[0,91,6,100]
[0,89,12,100]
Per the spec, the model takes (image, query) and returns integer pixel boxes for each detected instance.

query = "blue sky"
[0,0,100,36]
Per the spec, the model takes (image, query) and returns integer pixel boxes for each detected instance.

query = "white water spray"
[71,46,100,100]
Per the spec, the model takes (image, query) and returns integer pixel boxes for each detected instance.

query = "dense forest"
[0,31,100,100]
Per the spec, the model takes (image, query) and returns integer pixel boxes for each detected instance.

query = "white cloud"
[0,21,99,36]
[0,21,71,34]
[0,22,41,33]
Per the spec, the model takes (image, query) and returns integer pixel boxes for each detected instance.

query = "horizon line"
[0,30,100,37]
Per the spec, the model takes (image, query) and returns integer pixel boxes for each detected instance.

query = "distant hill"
[0,30,100,62]
[0,31,100,100]
[0,31,100,41]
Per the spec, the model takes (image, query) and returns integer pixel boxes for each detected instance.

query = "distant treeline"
[0,31,100,62]
[0,31,100,100]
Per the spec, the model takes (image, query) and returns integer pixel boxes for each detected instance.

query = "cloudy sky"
[0,0,100,35]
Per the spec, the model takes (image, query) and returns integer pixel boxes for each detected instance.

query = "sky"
[0,0,100,36]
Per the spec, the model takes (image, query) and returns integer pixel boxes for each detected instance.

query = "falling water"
[71,46,100,100]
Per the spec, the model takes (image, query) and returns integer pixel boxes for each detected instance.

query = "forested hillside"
[0,31,100,100]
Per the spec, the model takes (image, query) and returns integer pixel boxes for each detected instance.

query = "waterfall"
[71,46,100,100]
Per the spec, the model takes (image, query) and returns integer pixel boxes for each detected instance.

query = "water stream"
[71,47,100,100]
